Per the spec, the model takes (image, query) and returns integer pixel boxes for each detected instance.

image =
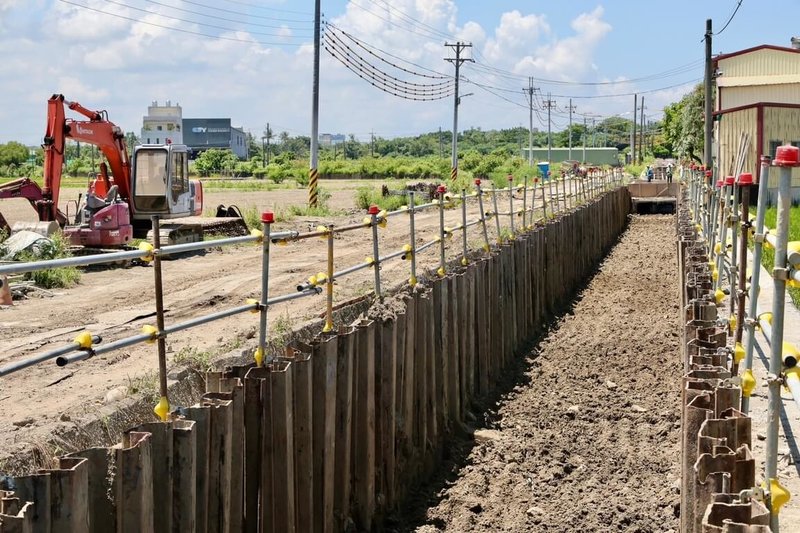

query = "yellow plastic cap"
[73,331,93,349]
[363,216,372,226]
[316,272,328,284]
[783,342,800,359]
[142,324,158,343]
[729,315,737,333]
[759,312,773,326]
[409,275,417,287]
[437,266,446,277]
[307,274,318,287]
[365,256,374,265]
[246,298,259,313]
[733,342,745,364]
[741,368,756,397]
[254,345,264,367]
[138,241,154,262]
[250,228,264,242]
[714,289,725,305]
[461,257,468,266]
[761,478,791,514]
[712,269,719,282]
[154,396,170,421]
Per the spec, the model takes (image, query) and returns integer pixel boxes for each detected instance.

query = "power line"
[105,0,312,38]
[367,0,456,41]
[715,0,743,35]
[347,0,448,42]
[56,0,306,46]
[140,0,313,31]
[179,0,312,23]
[219,0,311,16]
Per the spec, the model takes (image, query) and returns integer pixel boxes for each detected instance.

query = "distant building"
[182,118,249,159]
[141,100,183,145]
[521,147,621,166]
[319,133,346,146]
[713,40,800,200]
[140,102,249,159]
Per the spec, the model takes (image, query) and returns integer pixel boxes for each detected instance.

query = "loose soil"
[407,215,682,532]
[0,179,567,469]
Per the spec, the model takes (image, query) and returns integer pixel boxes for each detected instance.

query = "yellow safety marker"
[409,275,417,287]
[760,312,773,326]
[741,368,756,397]
[142,325,158,343]
[461,257,468,266]
[364,256,375,265]
[315,272,328,285]
[377,211,388,228]
[437,266,446,278]
[402,244,413,260]
[316,225,328,239]
[250,228,264,242]
[714,288,725,305]
[154,396,170,422]
[762,478,791,514]
[139,241,154,263]
[74,331,94,349]
[246,298,259,313]
[729,315,737,335]
[734,342,745,364]
[712,268,719,282]
[253,346,264,366]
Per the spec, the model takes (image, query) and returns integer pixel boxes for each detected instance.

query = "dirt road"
[1,182,550,466]
[412,215,682,532]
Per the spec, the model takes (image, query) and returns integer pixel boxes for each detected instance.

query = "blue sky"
[0,0,797,145]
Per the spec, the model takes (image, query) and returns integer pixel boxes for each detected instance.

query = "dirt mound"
[413,215,682,532]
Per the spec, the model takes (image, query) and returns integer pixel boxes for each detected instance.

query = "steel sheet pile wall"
[0,189,629,533]
[677,188,771,532]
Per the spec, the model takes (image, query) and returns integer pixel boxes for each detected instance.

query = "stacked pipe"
[679,147,800,531]
[0,183,630,532]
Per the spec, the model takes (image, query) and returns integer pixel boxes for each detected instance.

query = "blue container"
[537,162,550,180]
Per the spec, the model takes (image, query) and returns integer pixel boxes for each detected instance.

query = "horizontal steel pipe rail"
[0,334,101,377]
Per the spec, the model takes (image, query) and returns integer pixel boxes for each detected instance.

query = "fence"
[678,146,800,532]
[1,174,629,531]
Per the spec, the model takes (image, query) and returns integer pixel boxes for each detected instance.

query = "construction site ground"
[2,182,798,531]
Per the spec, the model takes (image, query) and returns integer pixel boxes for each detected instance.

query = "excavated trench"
[401,214,682,532]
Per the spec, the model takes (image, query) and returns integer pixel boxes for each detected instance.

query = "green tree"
[193,148,239,176]
[0,141,30,167]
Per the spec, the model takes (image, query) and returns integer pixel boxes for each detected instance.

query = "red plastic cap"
[700,165,706,171]
[368,205,379,215]
[715,179,723,188]
[724,175,735,186]
[705,170,712,178]
[437,185,447,194]
[474,178,481,186]
[690,164,696,170]
[737,172,754,185]
[261,211,274,223]
[774,144,800,167]
[507,174,514,181]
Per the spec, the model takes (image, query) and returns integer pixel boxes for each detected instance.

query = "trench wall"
[0,188,630,533]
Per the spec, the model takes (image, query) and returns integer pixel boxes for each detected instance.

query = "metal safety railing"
[0,168,624,421]
[685,143,800,531]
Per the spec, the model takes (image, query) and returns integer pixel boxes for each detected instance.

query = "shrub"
[19,232,80,288]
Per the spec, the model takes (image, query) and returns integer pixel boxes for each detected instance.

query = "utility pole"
[567,99,576,160]
[591,117,597,148]
[543,93,556,164]
[370,130,375,158]
[639,97,646,164]
[523,78,538,167]
[445,41,473,181]
[439,126,443,158]
[632,94,637,164]
[582,115,587,163]
[704,19,713,171]
[308,0,321,207]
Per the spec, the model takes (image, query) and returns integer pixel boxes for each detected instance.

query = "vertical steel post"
[491,185,502,243]
[151,216,169,420]
[521,176,528,229]
[324,224,334,333]
[729,178,741,319]
[257,212,273,365]
[369,205,382,298]
[475,180,490,251]
[715,179,732,290]
[461,189,468,265]
[408,191,418,285]
[508,175,515,235]
[437,185,447,276]
[734,175,751,372]
[539,176,548,220]
[765,147,799,530]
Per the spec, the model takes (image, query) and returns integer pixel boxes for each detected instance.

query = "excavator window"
[133,149,168,210]
[171,150,186,202]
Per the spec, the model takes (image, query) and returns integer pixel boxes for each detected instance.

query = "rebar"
[438,186,447,276]
[461,189,468,265]
[475,182,490,250]
[324,224,334,333]
[491,186,502,243]
[257,213,272,365]
[369,206,382,299]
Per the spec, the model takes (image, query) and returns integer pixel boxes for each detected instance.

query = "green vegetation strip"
[755,206,800,308]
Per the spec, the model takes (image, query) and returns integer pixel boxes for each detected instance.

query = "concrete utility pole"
[308,0,321,207]
[704,18,713,171]
[639,97,646,164]
[591,117,597,148]
[543,93,556,164]
[582,115,587,163]
[445,41,473,180]
[438,126,443,158]
[523,78,538,166]
[632,94,637,164]
[370,130,375,157]
[567,99,577,160]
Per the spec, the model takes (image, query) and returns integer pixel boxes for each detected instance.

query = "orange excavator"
[0,94,226,248]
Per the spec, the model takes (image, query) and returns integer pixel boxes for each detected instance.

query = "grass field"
[757,205,800,307]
